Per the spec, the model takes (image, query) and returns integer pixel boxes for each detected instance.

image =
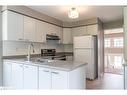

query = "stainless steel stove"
[41,49,66,60]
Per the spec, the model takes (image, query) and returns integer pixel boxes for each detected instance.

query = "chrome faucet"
[27,43,35,61]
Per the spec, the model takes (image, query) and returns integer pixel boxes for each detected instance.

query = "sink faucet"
[27,43,35,61]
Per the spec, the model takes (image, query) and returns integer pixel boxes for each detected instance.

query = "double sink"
[23,58,55,64]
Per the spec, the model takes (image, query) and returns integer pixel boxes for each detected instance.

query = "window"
[114,38,123,47]
[114,56,123,68]
[105,39,111,47]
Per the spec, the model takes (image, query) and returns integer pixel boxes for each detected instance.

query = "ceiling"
[28,6,123,23]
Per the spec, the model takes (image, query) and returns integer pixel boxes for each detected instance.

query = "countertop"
[123,63,127,66]
[3,58,87,71]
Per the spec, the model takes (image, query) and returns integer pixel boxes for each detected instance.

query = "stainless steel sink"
[23,58,54,64]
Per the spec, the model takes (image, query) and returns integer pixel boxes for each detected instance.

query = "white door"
[51,69,68,89]
[11,63,23,89]
[2,10,24,41]
[3,61,12,87]
[23,64,38,89]
[74,49,94,79]
[63,28,72,44]
[39,67,51,89]
[24,16,36,42]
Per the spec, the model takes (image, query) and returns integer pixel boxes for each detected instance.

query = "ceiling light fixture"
[68,7,79,19]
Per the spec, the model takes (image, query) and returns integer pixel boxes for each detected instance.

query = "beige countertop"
[3,58,87,71]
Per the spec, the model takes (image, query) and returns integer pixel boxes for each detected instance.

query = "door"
[3,61,12,87]
[24,16,36,42]
[39,67,51,89]
[11,63,23,89]
[23,64,38,89]
[51,69,68,89]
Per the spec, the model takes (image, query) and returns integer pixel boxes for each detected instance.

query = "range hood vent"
[46,34,60,40]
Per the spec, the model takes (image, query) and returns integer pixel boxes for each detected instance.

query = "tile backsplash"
[3,41,73,56]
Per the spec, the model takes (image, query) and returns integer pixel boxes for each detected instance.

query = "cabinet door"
[46,23,63,43]
[39,67,51,89]
[24,16,36,42]
[23,64,38,89]
[63,28,72,44]
[51,69,68,89]
[3,61,12,88]
[125,66,127,89]
[86,24,98,35]
[11,63,23,89]
[2,10,24,41]
[36,20,46,42]
[54,26,63,43]
[72,26,87,37]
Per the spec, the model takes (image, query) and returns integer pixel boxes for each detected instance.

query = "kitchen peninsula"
[3,58,87,89]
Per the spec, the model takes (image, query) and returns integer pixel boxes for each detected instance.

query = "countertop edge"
[3,59,87,71]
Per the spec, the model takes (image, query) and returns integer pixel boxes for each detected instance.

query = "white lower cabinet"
[51,69,68,89]
[3,61,12,88]
[124,66,127,89]
[23,64,38,89]
[11,63,23,89]
[3,61,86,89]
[39,67,51,89]
[39,66,86,89]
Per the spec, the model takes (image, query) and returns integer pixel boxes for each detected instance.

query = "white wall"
[3,41,65,56]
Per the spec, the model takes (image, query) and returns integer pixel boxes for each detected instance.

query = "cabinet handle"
[51,72,59,74]
[43,70,49,72]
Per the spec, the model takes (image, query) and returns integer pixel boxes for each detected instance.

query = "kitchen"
[0,6,126,89]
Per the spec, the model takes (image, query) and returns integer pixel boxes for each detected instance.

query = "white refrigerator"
[74,35,98,80]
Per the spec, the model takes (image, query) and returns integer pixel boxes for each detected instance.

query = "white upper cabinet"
[72,26,87,37]
[63,28,72,44]
[2,10,24,41]
[46,23,63,43]
[36,20,47,43]
[24,16,36,42]
[86,24,98,35]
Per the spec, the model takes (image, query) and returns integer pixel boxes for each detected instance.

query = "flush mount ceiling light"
[68,7,79,19]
